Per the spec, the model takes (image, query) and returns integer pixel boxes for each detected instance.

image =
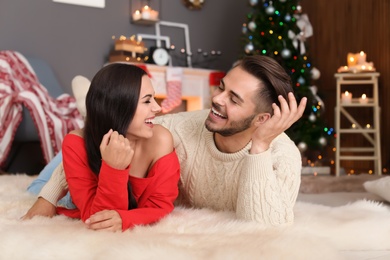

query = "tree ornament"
[242,24,248,34]
[308,113,316,122]
[265,2,275,15]
[319,137,327,146]
[297,76,305,85]
[288,14,313,55]
[249,0,259,6]
[309,86,325,109]
[281,48,292,59]
[311,67,321,80]
[296,5,302,13]
[248,21,257,31]
[245,42,255,54]
[285,13,291,22]
[298,142,308,152]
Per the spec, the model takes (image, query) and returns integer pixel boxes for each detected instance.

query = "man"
[23,55,307,228]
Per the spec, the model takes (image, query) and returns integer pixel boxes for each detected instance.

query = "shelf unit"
[130,0,161,25]
[334,72,382,176]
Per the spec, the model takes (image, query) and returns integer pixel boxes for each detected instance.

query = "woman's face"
[126,75,161,140]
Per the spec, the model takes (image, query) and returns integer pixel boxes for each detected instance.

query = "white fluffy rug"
[1,174,390,260]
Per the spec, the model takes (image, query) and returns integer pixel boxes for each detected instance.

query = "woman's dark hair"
[237,55,293,114]
[84,63,147,209]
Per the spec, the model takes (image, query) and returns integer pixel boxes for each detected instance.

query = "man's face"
[205,66,262,136]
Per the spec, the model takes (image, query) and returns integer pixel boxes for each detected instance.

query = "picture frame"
[52,0,105,9]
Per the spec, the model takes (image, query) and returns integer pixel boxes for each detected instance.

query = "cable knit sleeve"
[236,134,301,226]
[38,162,69,206]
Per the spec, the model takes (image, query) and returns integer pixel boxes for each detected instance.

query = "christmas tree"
[240,0,334,165]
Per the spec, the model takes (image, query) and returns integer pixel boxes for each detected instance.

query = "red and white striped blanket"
[0,50,84,167]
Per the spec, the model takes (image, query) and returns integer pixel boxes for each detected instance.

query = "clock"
[149,47,170,66]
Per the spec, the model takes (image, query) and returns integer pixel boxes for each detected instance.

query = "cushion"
[15,55,65,142]
[71,75,90,118]
[363,176,390,202]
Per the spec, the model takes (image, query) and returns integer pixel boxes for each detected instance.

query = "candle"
[132,10,141,21]
[150,10,159,20]
[347,53,357,67]
[359,94,368,104]
[341,91,352,103]
[141,5,151,19]
[337,66,349,73]
[357,51,367,65]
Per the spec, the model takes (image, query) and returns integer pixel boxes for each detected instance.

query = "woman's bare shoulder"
[148,124,174,155]
[69,128,84,137]
[152,124,173,145]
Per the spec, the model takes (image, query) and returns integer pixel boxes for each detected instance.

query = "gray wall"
[0,0,249,94]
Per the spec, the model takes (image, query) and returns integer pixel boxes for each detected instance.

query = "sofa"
[4,54,65,174]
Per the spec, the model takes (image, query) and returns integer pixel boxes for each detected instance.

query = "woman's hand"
[250,93,307,154]
[21,197,56,220]
[100,129,134,170]
[85,210,123,232]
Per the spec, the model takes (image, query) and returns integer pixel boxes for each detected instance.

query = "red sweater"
[58,134,180,231]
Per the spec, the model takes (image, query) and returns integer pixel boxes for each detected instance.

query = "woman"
[56,63,180,232]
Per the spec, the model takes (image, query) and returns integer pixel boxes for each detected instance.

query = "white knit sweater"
[155,110,302,226]
[40,110,302,226]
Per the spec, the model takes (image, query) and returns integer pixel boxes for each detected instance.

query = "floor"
[297,191,386,207]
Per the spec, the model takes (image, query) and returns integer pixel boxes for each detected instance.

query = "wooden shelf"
[131,18,159,26]
[334,72,382,176]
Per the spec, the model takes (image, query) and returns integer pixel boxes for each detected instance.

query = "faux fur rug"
[2,174,390,260]
[300,174,385,194]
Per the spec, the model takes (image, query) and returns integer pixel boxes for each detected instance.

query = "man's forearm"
[38,163,68,206]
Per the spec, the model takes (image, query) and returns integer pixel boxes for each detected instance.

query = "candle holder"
[130,0,161,25]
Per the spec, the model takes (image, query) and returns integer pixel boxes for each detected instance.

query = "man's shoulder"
[273,132,294,145]
[156,109,209,124]
[271,133,300,154]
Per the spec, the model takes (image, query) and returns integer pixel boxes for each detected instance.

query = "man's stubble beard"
[205,113,256,137]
